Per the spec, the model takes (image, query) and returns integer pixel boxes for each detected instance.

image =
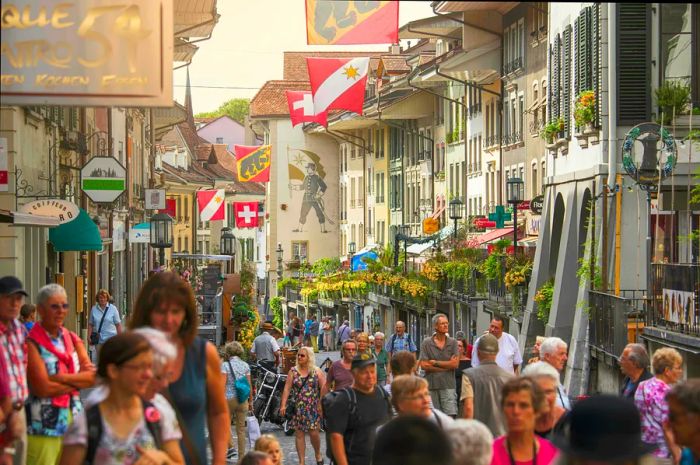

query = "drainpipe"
[607,3,617,190]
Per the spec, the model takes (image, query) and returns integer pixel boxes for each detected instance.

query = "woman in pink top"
[491,377,558,465]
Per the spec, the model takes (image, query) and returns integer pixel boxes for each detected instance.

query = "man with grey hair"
[471,316,522,374]
[419,313,459,417]
[446,419,494,465]
[619,342,652,399]
[540,336,571,409]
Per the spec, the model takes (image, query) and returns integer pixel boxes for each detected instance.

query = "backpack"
[227,359,251,403]
[389,332,414,355]
[85,399,162,465]
[323,386,392,463]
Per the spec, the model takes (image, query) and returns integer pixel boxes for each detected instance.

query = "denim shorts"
[429,388,457,416]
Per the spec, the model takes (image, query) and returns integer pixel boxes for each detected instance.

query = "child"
[20,303,36,331]
[255,435,283,465]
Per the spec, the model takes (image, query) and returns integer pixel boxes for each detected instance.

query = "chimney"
[390,44,402,55]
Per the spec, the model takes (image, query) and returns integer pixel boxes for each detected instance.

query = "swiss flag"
[286,91,328,128]
[307,57,369,115]
[234,202,259,229]
[196,189,225,222]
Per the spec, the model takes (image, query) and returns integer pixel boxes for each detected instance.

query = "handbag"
[285,369,312,420]
[247,412,261,448]
[227,359,251,403]
[89,305,110,346]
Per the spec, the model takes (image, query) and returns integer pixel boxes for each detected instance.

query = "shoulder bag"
[89,305,110,346]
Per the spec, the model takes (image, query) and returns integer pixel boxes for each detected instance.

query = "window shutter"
[574,19,580,98]
[592,3,601,127]
[550,34,561,122]
[577,7,593,94]
[617,3,650,125]
[562,26,572,137]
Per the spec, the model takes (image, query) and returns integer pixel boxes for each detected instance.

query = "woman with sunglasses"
[25,284,96,464]
[280,347,326,465]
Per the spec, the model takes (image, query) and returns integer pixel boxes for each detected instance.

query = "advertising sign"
[422,217,439,235]
[0,138,7,192]
[530,195,544,215]
[474,218,496,229]
[18,199,80,223]
[80,156,126,203]
[129,222,150,243]
[1,1,173,107]
[145,189,166,210]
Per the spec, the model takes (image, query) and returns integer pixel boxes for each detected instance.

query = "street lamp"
[506,177,524,253]
[276,242,283,281]
[348,241,356,272]
[449,198,464,241]
[150,213,173,270]
[220,227,236,273]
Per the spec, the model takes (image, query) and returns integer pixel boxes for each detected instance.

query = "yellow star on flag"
[215,196,222,203]
[343,65,360,80]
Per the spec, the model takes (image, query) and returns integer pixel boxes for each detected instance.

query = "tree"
[195,98,250,124]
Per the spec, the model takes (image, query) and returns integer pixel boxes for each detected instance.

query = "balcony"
[648,263,700,338]
[589,290,647,360]
[503,56,524,76]
[483,134,500,149]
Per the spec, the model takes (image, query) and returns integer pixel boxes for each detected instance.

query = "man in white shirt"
[540,336,571,410]
[471,316,523,374]
[251,321,281,370]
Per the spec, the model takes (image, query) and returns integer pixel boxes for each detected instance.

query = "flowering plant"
[574,90,596,128]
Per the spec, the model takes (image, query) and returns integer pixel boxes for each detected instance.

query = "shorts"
[429,388,457,416]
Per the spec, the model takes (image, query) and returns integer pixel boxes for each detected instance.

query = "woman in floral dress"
[280,346,326,465]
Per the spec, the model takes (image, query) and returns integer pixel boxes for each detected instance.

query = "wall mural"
[287,148,335,233]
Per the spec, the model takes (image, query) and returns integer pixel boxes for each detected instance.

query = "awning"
[431,204,446,220]
[407,242,434,255]
[0,210,60,227]
[129,222,151,243]
[351,251,378,271]
[49,209,102,252]
[475,228,514,245]
[171,253,233,261]
[518,236,539,248]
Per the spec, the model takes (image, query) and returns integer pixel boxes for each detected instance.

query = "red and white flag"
[307,57,369,115]
[197,189,225,222]
[234,202,259,229]
[286,90,328,127]
[305,0,399,45]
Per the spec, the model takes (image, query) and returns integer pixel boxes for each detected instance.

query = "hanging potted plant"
[574,90,596,135]
[540,117,564,149]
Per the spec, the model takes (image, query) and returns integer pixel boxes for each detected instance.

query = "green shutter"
[562,26,572,137]
[592,3,601,127]
[617,3,651,124]
[550,34,561,122]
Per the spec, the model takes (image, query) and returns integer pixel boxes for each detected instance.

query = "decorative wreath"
[621,123,677,186]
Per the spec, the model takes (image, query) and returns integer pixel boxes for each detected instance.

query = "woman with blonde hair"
[390,375,453,428]
[355,332,372,357]
[222,341,252,462]
[254,435,283,465]
[279,347,326,465]
[635,347,684,462]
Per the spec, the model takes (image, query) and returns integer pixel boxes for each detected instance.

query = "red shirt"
[490,436,558,465]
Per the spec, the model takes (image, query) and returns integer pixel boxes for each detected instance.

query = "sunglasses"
[49,303,70,310]
[298,354,306,358]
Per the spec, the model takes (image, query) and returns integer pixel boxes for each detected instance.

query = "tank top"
[168,337,207,465]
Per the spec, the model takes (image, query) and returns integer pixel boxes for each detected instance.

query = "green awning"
[49,208,103,252]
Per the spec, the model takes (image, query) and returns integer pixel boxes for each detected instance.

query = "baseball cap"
[351,353,376,370]
[477,333,499,354]
[0,276,28,296]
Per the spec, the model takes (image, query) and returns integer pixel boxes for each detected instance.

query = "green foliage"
[277,277,300,291]
[312,257,341,276]
[541,118,565,142]
[693,107,700,116]
[481,254,503,281]
[534,279,555,323]
[655,81,691,124]
[573,90,596,127]
[269,297,283,329]
[195,98,250,124]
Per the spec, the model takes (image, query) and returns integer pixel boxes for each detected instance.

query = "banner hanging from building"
[197,189,225,222]
[306,57,369,115]
[1,1,173,106]
[234,202,260,229]
[286,91,328,127]
[306,0,399,45]
[235,145,271,182]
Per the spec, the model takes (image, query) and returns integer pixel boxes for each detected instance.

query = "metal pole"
[646,191,652,306]
[394,234,400,268]
[159,248,165,270]
[453,218,457,240]
[513,206,518,254]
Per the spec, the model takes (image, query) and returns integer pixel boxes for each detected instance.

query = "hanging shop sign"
[18,199,79,223]
[474,217,496,229]
[422,217,439,235]
[80,156,126,203]
[1,2,173,107]
[530,195,544,215]
[145,189,166,210]
[517,201,531,211]
[622,123,677,187]
[129,222,150,243]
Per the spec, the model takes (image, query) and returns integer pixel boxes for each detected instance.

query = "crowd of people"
[1,273,699,465]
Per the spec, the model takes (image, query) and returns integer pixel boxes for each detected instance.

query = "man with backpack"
[385,321,417,374]
[324,353,392,465]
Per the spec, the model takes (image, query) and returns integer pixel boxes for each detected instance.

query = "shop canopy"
[49,208,102,252]
[475,227,514,246]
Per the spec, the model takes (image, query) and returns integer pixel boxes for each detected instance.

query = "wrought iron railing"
[649,263,700,337]
[503,57,524,75]
[483,134,500,148]
[589,290,647,358]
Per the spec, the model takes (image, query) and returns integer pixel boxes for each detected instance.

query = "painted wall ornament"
[622,123,677,190]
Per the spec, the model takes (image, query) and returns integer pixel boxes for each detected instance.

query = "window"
[532,163,538,197]
[291,241,309,261]
[518,94,525,141]
[660,4,698,103]
[184,237,189,253]
[216,137,224,144]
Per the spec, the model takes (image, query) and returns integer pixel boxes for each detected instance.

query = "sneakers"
[226,448,237,459]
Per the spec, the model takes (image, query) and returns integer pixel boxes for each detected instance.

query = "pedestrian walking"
[251,321,281,371]
[355,332,371,357]
[455,336,472,413]
[390,375,454,428]
[336,320,351,347]
[292,317,304,346]
[372,415,454,465]
[222,341,252,462]
[385,321,417,362]
[634,347,684,462]
[304,316,313,347]
[324,354,393,465]
[371,332,389,387]
[59,332,185,465]
[526,336,545,367]
[87,289,122,362]
[539,337,571,409]
[19,304,35,332]
[471,316,522,375]
[129,271,230,465]
[254,435,283,465]
[309,315,320,353]
[446,419,494,465]
[0,276,29,465]
[551,395,656,464]
[321,340,356,397]
[25,284,95,465]
[322,318,334,352]
[279,346,325,465]
[384,351,418,397]
[460,333,513,435]
[490,377,558,465]
[419,313,459,417]
[665,379,700,465]
[522,362,566,439]
[618,343,652,399]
